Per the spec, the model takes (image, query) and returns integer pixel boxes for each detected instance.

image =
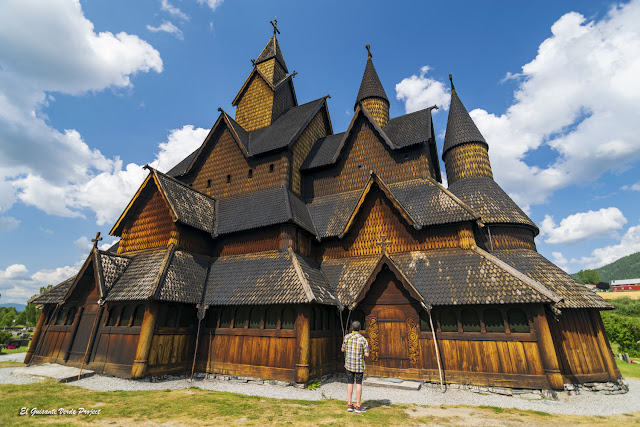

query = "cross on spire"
[91,232,103,248]
[376,234,392,255]
[270,18,280,36]
[365,44,372,59]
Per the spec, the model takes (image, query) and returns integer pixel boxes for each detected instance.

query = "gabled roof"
[355,54,388,107]
[255,34,288,73]
[214,185,315,237]
[306,174,479,240]
[29,276,76,305]
[203,250,337,306]
[443,78,487,158]
[301,107,436,171]
[106,248,171,302]
[110,167,216,237]
[448,177,538,232]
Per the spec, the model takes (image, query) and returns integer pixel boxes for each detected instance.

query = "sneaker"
[347,404,354,412]
[355,406,366,414]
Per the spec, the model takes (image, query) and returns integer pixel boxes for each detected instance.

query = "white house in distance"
[611,279,640,292]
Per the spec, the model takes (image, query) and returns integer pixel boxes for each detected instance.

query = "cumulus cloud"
[539,207,627,244]
[147,21,184,40]
[161,0,189,21]
[0,216,20,232]
[572,222,640,269]
[197,0,224,11]
[395,66,451,113]
[74,235,118,252]
[551,252,569,272]
[151,125,209,173]
[0,263,79,304]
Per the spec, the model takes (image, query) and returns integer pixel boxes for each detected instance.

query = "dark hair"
[351,320,361,331]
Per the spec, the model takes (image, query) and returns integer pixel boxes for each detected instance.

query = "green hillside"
[572,252,640,282]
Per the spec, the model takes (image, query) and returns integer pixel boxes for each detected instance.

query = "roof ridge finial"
[365,44,372,59]
[270,18,280,36]
[449,73,456,94]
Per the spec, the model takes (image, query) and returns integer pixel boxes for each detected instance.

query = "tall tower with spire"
[232,20,297,132]
[442,75,493,185]
[355,45,390,127]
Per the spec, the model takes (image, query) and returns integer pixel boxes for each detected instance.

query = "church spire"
[442,74,493,185]
[355,45,389,127]
[253,19,288,83]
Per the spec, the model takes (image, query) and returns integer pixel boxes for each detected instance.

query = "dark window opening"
[205,308,218,329]
[461,308,481,332]
[419,310,431,332]
[226,174,231,183]
[180,306,198,327]
[64,307,77,326]
[484,308,505,333]
[507,308,530,333]
[249,307,262,329]
[56,307,68,326]
[106,306,120,327]
[265,307,279,329]
[439,308,458,332]
[248,169,253,178]
[352,309,366,331]
[233,306,249,329]
[282,307,295,329]
[132,305,145,327]
[269,164,274,173]
[206,179,212,188]
[219,307,233,328]
[119,305,134,327]
[310,308,316,331]
[314,307,322,331]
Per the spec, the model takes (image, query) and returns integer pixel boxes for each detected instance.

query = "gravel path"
[2,366,639,416]
[0,353,26,362]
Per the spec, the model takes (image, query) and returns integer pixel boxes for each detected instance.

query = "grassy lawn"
[0,381,638,426]
[617,359,640,380]
[0,361,25,368]
[0,345,29,355]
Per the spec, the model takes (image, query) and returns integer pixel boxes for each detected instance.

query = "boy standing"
[341,320,369,413]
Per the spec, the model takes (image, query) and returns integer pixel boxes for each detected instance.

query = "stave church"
[26,24,620,390]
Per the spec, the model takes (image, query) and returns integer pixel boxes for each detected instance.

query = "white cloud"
[539,207,627,244]
[621,182,640,191]
[161,0,189,21]
[74,235,118,253]
[551,251,569,272]
[466,2,640,210]
[197,0,224,11]
[395,66,451,113]
[147,21,184,40]
[0,263,79,304]
[150,125,209,173]
[572,222,640,269]
[0,216,19,232]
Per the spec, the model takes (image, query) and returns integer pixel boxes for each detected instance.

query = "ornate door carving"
[406,317,420,368]
[368,316,379,363]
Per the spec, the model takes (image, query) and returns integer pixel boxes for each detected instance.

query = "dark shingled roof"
[29,276,76,304]
[255,34,288,73]
[390,249,553,307]
[154,170,216,234]
[320,255,380,306]
[307,189,363,239]
[156,251,211,304]
[301,108,433,171]
[493,249,614,310]
[106,249,168,301]
[443,88,487,158]
[356,56,388,106]
[99,252,131,290]
[204,251,337,305]
[448,177,537,231]
[167,149,198,177]
[214,186,315,236]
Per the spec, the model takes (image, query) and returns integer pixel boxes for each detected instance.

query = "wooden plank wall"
[547,308,611,383]
[291,111,328,196]
[146,330,195,376]
[235,73,274,131]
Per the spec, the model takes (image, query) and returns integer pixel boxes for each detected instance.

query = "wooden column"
[589,310,621,381]
[84,305,104,365]
[131,303,160,379]
[295,305,311,384]
[24,310,46,364]
[62,307,84,362]
[532,305,564,390]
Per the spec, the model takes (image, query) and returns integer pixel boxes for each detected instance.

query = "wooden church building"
[27,26,620,390]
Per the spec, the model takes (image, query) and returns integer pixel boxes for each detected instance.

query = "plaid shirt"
[342,331,369,373]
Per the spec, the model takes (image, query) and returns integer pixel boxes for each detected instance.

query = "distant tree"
[576,269,601,285]
[0,308,17,327]
[22,285,53,327]
[0,307,7,319]
[15,310,28,326]
[596,281,610,291]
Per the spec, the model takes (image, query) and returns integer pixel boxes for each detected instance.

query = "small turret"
[355,45,389,127]
[442,74,493,185]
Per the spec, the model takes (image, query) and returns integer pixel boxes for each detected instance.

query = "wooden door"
[376,308,410,369]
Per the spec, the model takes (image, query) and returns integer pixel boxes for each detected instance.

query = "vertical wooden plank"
[531,305,563,389]
[24,310,46,364]
[131,303,159,378]
[295,306,311,383]
[589,310,622,381]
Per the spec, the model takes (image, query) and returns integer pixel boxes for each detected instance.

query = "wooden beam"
[131,302,160,379]
[295,305,311,384]
[531,305,563,390]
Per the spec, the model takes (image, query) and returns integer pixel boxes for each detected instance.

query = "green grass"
[616,359,640,379]
[0,345,29,355]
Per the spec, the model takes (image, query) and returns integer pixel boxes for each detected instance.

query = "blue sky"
[0,0,639,304]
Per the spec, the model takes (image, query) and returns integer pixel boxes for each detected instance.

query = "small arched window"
[180,306,198,327]
[419,310,431,332]
[507,308,530,333]
[206,179,212,188]
[461,308,481,333]
[106,306,120,327]
[64,306,77,326]
[247,169,253,178]
[219,307,233,328]
[233,306,249,329]
[132,305,145,327]
[249,307,262,329]
[269,164,274,173]
[205,308,218,329]
[119,305,134,327]
[484,308,505,333]
[265,307,279,329]
[45,308,55,325]
[226,174,231,183]
[282,307,296,330]
[439,308,458,332]
[55,307,69,326]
